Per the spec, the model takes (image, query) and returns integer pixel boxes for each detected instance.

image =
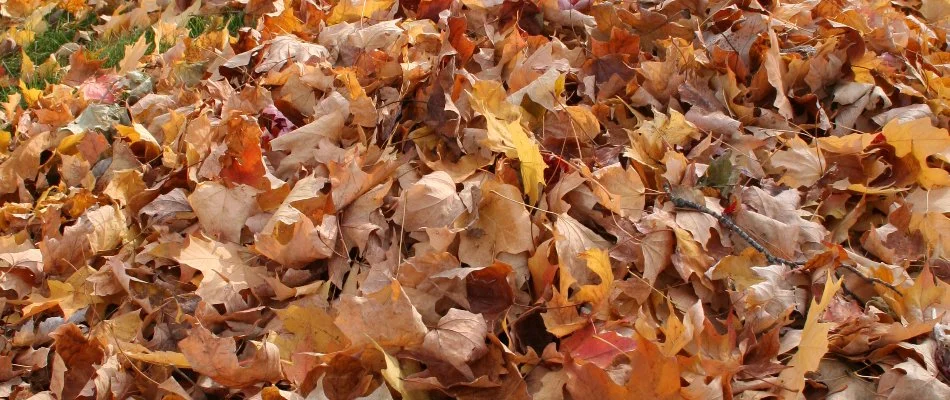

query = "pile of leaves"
[2,0,950,398]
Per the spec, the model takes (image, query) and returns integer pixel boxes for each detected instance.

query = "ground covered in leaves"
[1,0,950,399]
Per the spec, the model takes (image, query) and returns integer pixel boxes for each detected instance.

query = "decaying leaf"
[2,0,949,398]
[470,81,547,204]
[421,308,488,380]
[776,272,843,398]
[178,325,282,388]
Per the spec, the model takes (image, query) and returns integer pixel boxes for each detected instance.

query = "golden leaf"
[470,80,546,204]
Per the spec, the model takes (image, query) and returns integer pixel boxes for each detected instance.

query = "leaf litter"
[1,0,950,399]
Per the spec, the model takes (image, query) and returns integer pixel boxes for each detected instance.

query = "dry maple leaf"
[469,81,547,204]
[458,179,535,268]
[882,118,950,189]
[188,181,260,243]
[178,324,283,388]
[421,308,489,380]
[395,171,466,231]
[335,282,428,348]
[174,234,267,312]
[3,0,950,397]
[776,271,843,398]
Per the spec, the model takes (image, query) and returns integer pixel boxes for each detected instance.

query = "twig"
[662,182,905,297]
[662,182,804,268]
[837,264,903,296]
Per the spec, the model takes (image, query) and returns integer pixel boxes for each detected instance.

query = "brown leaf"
[396,171,465,231]
[422,308,489,380]
[335,282,428,348]
[458,179,536,267]
[174,234,267,312]
[554,213,609,287]
[178,324,283,387]
[188,181,260,243]
[50,323,105,400]
[776,272,843,398]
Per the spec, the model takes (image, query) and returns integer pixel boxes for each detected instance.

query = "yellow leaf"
[776,271,843,398]
[98,311,143,343]
[117,34,148,75]
[658,302,688,357]
[102,169,146,206]
[370,339,428,400]
[120,346,192,368]
[109,334,191,369]
[8,3,54,46]
[564,105,601,141]
[19,49,35,82]
[262,0,304,36]
[60,0,89,16]
[273,305,348,358]
[2,0,40,19]
[882,118,950,188]
[470,81,546,204]
[572,248,613,318]
[22,267,100,319]
[7,27,36,47]
[326,0,395,25]
[0,130,10,154]
[56,132,85,155]
[883,264,950,322]
[844,183,907,195]
[336,68,367,99]
[707,247,767,289]
[637,107,700,148]
[115,123,161,158]
[541,289,587,337]
[511,123,547,204]
[915,213,950,260]
[36,55,59,79]
[18,80,42,107]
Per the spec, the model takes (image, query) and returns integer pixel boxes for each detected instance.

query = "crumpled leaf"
[4,0,950,397]
[458,179,535,267]
[589,164,645,218]
[395,171,465,231]
[254,200,339,268]
[470,81,547,204]
[188,181,259,243]
[178,324,282,388]
[22,267,99,319]
[570,248,612,318]
[335,282,428,348]
[174,234,266,312]
[61,104,129,134]
[273,304,349,356]
[421,308,488,380]
[554,213,609,287]
[770,137,824,188]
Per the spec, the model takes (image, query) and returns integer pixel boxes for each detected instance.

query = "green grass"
[0,11,94,102]
[187,10,248,38]
[223,11,248,36]
[0,8,249,103]
[0,12,97,98]
[88,29,146,69]
[186,15,212,38]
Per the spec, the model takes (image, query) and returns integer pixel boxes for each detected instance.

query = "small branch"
[663,183,904,297]
[837,264,903,296]
[663,182,804,268]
